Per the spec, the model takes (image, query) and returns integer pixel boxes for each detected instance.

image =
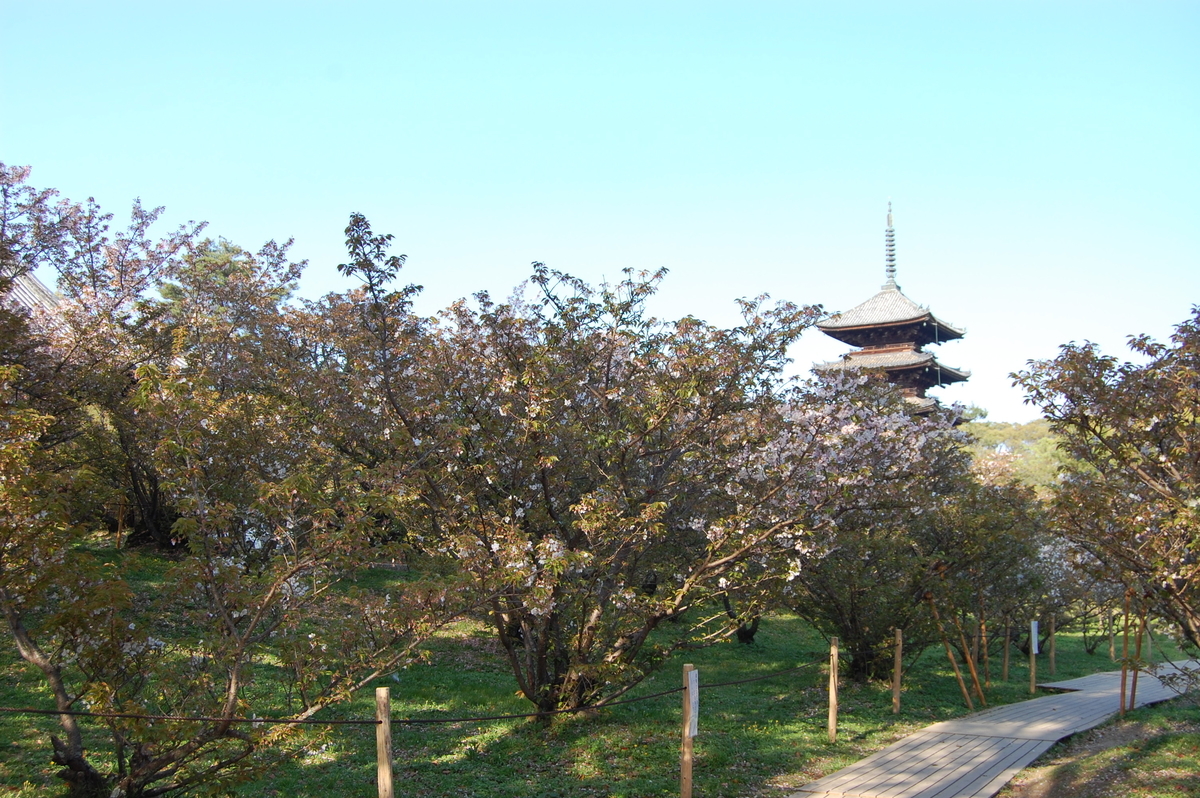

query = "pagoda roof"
[817,280,964,342]
[905,395,940,412]
[816,347,971,385]
[3,271,59,314]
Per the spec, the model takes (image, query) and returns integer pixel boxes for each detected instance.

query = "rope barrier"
[393,684,686,726]
[0,658,822,727]
[0,707,377,725]
[701,660,819,690]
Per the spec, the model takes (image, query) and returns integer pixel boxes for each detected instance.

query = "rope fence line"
[702,661,816,689]
[392,684,687,726]
[0,707,374,725]
[0,658,821,728]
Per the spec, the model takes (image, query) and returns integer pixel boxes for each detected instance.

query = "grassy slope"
[998,698,1200,798]
[4,592,1192,798]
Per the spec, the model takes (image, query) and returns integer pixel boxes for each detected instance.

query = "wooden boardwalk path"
[789,660,1199,798]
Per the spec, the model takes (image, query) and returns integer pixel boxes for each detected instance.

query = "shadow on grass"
[8,612,1183,798]
[1015,729,1200,798]
[255,708,834,798]
[234,618,838,798]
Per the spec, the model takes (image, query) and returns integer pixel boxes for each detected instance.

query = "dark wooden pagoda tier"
[816,206,969,408]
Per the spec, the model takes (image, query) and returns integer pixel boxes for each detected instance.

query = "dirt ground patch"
[998,716,1200,798]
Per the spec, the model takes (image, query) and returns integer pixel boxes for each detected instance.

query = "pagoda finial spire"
[883,200,898,289]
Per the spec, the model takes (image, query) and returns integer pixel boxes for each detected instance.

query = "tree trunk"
[1,593,109,796]
[1002,618,1010,681]
[721,595,759,644]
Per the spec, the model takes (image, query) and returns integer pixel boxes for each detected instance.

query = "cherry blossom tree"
[1016,308,1200,650]
[0,169,466,797]
[323,246,823,711]
[773,375,968,680]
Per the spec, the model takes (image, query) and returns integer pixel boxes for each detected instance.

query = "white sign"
[1031,621,1039,655]
[688,669,699,738]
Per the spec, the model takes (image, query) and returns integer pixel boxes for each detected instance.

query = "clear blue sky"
[3,1,1197,421]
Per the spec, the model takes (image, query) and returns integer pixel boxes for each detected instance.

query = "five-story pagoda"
[817,204,969,410]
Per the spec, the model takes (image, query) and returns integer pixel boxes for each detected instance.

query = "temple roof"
[816,281,964,343]
[823,348,934,369]
[3,271,59,314]
[905,395,939,412]
[816,347,970,384]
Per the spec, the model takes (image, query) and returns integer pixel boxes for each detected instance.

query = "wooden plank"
[964,739,1058,798]
[872,736,1009,798]
[814,733,969,777]
[917,737,1034,798]
[798,734,965,792]
[926,691,1123,740]
[792,737,1049,798]
[807,735,1009,798]
[853,736,991,797]
[789,663,1198,798]
[1038,660,1199,693]
[925,738,1055,798]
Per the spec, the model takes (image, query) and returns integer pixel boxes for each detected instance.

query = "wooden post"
[1120,589,1132,716]
[1048,614,1056,676]
[1002,618,1010,682]
[892,628,903,715]
[950,610,987,707]
[681,663,695,798]
[116,496,126,549]
[1029,620,1038,695]
[981,616,991,688]
[971,615,981,665]
[828,638,839,743]
[1130,603,1147,709]
[375,687,393,798]
[927,595,973,710]
[1108,607,1116,660]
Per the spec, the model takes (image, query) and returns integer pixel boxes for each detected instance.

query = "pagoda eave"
[817,316,964,348]
[816,356,970,388]
[4,272,60,314]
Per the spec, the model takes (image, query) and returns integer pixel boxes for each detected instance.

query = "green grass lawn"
[3,603,1189,798]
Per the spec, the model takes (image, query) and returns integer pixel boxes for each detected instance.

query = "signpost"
[681,664,696,798]
[828,637,839,742]
[892,628,903,714]
[1029,620,1038,694]
[376,687,393,798]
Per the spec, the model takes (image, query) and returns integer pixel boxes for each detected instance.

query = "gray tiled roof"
[905,395,939,411]
[4,272,60,314]
[817,348,971,380]
[818,282,964,336]
[828,349,933,368]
